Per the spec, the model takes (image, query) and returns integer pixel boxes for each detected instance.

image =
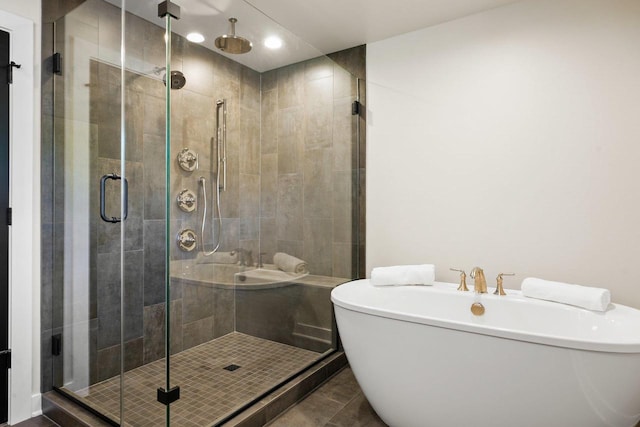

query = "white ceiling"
[245,0,520,54]
[122,0,520,72]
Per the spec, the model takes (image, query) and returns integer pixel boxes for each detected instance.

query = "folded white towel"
[196,251,238,265]
[371,264,435,286]
[521,277,611,312]
[274,252,308,274]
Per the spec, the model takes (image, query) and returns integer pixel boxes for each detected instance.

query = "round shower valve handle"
[177,229,197,252]
[177,148,198,172]
[177,189,197,212]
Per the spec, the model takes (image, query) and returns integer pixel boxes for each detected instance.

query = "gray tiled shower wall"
[41,0,365,392]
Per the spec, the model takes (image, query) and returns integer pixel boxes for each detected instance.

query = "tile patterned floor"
[65,332,320,427]
[268,367,388,427]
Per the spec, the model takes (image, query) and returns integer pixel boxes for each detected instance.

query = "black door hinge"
[0,349,11,369]
[52,334,62,356]
[352,100,361,116]
[158,1,181,19]
[53,53,62,75]
[157,386,180,405]
[6,208,11,226]
[7,61,21,84]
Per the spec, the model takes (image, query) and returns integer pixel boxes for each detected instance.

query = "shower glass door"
[52,0,171,425]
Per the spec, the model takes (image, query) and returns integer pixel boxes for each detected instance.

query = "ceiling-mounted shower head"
[215,18,252,54]
[163,70,186,90]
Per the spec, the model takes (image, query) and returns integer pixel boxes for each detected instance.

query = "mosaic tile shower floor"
[66,333,321,427]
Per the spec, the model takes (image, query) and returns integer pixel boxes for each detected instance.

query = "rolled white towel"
[371,264,435,286]
[521,278,611,312]
[196,251,238,265]
[274,252,308,274]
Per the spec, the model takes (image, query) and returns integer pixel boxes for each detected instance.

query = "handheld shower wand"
[199,99,227,255]
[199,175,222,255]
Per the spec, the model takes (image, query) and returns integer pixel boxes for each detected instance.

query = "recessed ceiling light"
[187,32,205,43]
[264,36,283,50]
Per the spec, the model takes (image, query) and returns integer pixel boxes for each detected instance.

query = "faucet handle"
[244,250,253,267]
[494,273,515,296]
[450,268,469,292]
[258,252,267,268]
[231,248,245,264]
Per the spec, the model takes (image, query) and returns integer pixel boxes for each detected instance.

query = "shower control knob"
[177,229,197,252]
[177,148,198,172]
[177,189,197,212]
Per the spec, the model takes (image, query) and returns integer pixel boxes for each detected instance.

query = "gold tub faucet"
[469,267,487,293]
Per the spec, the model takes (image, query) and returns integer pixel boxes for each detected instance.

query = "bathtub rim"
[170,260,308,290]
[331,279,640,354]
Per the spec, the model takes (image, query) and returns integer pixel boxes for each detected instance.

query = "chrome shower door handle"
[100,173,128,223]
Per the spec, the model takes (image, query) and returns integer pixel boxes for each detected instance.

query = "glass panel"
[164,10,174,426]
[162,2,363,425]
[122,1,171,426]
[52,1,171,425]
[50,12,65,399]
[52,0,126,424]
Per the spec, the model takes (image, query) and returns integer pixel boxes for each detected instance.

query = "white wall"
[0,1,39,24]
[367,0,640,308]
[0,0,41,422]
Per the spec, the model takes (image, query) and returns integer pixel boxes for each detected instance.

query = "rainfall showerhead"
[215,18,252,54]
[163,70,186,90]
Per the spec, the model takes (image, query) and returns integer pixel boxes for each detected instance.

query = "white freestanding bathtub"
[332,279,640,427]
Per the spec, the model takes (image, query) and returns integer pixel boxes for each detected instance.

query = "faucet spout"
[232,248,253,267]
[469,267,487,294]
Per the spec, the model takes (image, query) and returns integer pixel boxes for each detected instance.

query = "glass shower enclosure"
[49,0,363,425]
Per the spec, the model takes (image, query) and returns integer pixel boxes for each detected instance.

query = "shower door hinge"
[352,100,361,116]
[52,53,62,75]
[0,349,11,369]
[158,1,181,20]
[157,386,180,405]
[52,334,62,356]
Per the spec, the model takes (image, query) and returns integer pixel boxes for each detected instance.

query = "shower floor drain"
[223,364,241,371]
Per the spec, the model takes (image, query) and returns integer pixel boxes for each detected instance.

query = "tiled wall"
[41,0,365,393]
[83,3,262,380]
[328,46,366,280]
[259,54,361,278]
